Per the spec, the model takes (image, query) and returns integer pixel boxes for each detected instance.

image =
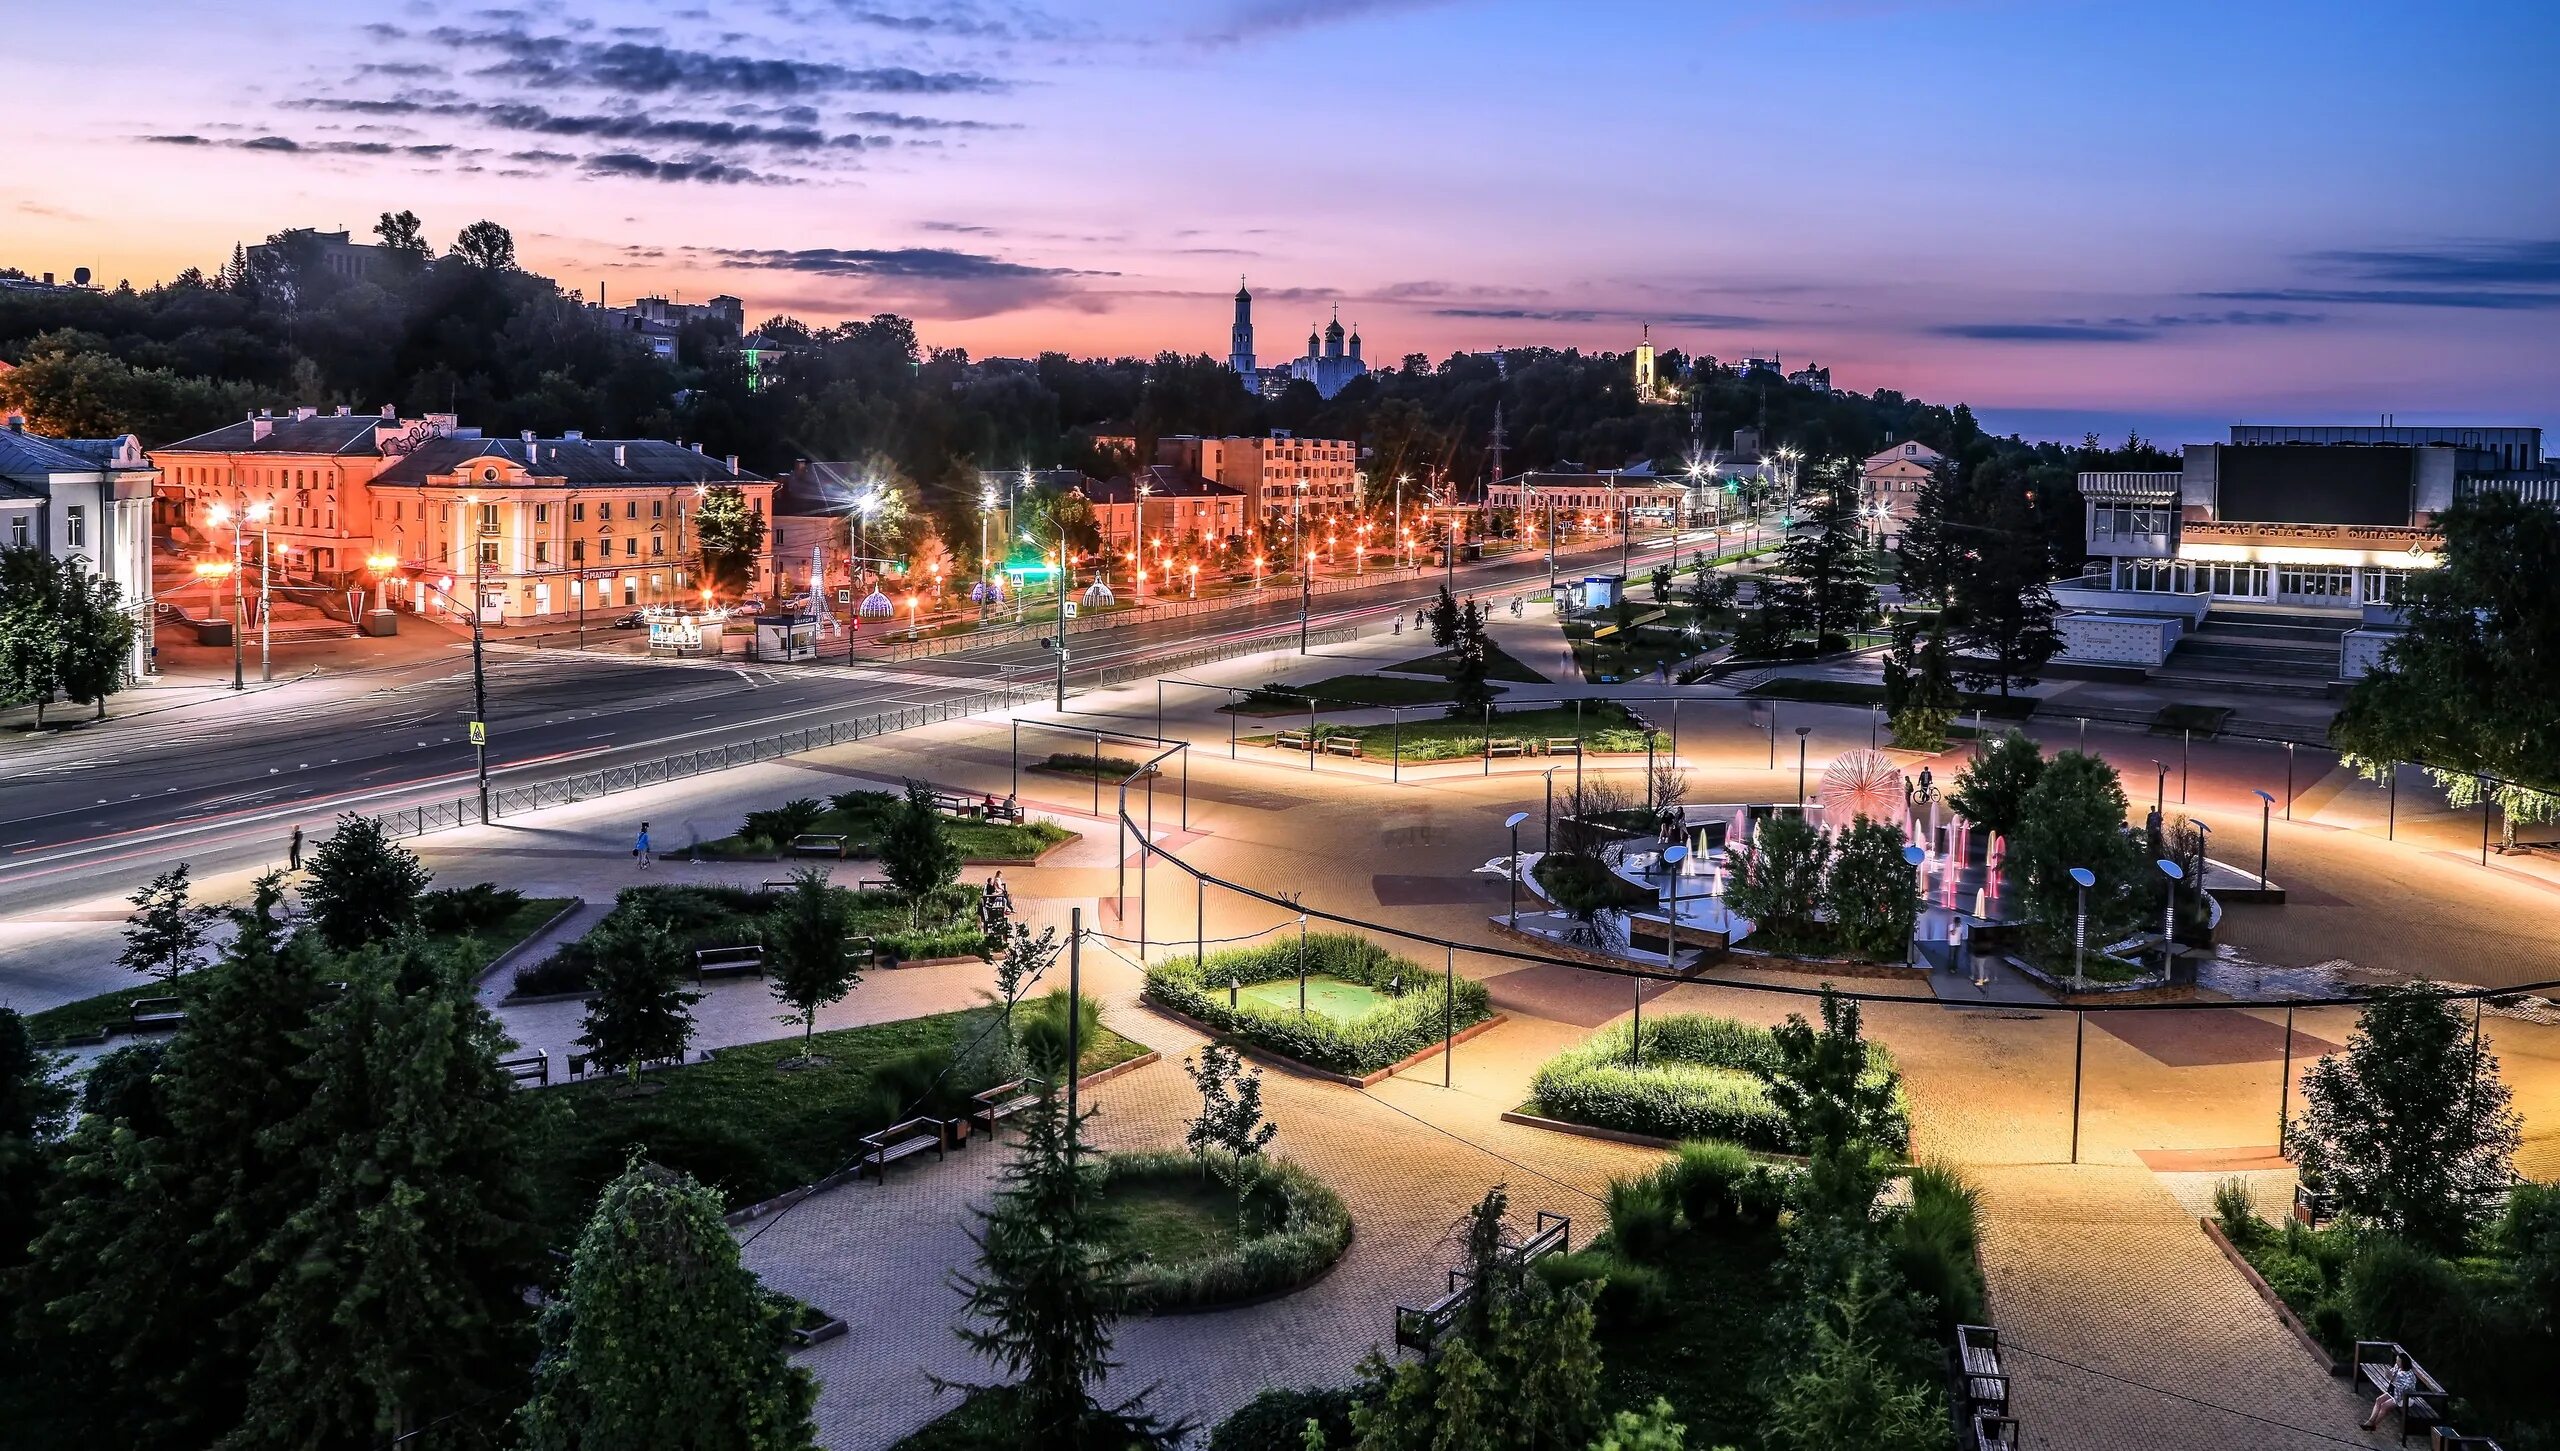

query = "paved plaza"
[7,632,2556,1449]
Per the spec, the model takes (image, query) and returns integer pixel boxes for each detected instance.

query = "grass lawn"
[694,800,1071,863]
[1390,639,1548,684]
[26,895,575,1046]
[1225,673,1506,713]
[888,1388,1028,1451]
[1110,1175,1244,1268]
[523,1005,1148,1245]
[1744,675,2040,720]
[1590,1225,1790,1451]
[1234,973,1389,1024]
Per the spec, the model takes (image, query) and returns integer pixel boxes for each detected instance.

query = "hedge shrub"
[1100,1150,1352,1312]
[1208,1386,1359,1451]
[1526,1013,1909,1154]
[1143,931,1491,1074]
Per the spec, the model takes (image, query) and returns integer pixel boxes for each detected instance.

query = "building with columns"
[1861,440,1945,549]
[365,433,778,623]
[0,421,157,676]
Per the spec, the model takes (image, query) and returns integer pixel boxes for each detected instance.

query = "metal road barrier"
[366,619,1352,843]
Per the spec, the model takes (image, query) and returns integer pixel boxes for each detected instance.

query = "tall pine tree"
[1948,478,2059,700]
[1771,465,1877,648]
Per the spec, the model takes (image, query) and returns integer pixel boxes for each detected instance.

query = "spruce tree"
[301,812,432,952]
[879,781,961,928]
[1428,583,1462,647]
[1948,475,2059,700]
[1770,467,1877,648]
[21,873,336,1446]
[228,942,541,1447]
[948,1088,1171,1446]
[765,868,861,1064]
[521,1160,818,1451]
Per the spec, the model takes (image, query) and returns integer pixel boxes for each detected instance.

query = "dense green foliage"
[299,811,433,953]
[2336,492,2560,839]
[520,1160,818,1451]
[1722,814,1832,952]
[1947,730,2045,838]
[0,546,137,722]
[575,909,703,1078]
[1527,1013,1909,1155]
[764,867,864,1058]
[116,863,212,985]
[1823,819,1919,962]
[2285,985,2522,1254]
[880,781,966,925]
[1144,932,1492,1074]
[514,882,989,998]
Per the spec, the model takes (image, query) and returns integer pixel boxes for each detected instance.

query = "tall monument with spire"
[1634,322,1658,400]
[1228,277,1257,391]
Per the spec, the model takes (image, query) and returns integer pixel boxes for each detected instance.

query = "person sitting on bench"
[2362,1351,2419,1433]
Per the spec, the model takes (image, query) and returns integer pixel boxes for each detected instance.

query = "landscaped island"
[1143,931,1492,1077]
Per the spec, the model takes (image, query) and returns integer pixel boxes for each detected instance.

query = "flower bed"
[1524,1014,1909,1155]
[1143,932,1491,1075]
[1101,1150,1351,1312]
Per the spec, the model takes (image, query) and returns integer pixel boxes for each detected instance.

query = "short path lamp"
[2068,866,2096,990]
[2253,788,2276,890]
[1505,811,1531,928]
[1902,843,1928,969]
[1795,725,1812,804]
[1661,843,1689,953]
[2155,858,2186,976]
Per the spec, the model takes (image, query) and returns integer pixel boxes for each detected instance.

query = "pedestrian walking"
[633,821,653,870]
[287,824,303,872]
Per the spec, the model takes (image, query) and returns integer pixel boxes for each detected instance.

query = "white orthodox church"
[1228,280,1369,399]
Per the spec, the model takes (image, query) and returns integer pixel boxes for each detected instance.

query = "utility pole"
[255,507,273,683]
[1295,478,1310,654]
[466,493,491,824]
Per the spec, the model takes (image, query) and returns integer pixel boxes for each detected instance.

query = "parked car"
[731,596,766,616]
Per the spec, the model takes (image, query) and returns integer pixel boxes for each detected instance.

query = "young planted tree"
[1345,1188,1604,1451]
[765,867,861,1065]
[117,863,214,985]
[2013,751,2142,929]
[2286,984,2522,1254]
[521,1160,819,1451]
[1825,819,1918,962]
[1682,560,1735,616]
[947,1088,1173,1447]
[1181,1039,1277,1195]
[1760,988,1905,1221]
[230,942,542,1447]
[1446,597,1496,720]
[879,780,962,928]
[1722,813,1832,949]
[52,563,135,719]
[300,812,432,953]
[1881,611,1959,751]
[1947,729,2045,838]
[1428,583,1462,648]
[577,913,703,1083]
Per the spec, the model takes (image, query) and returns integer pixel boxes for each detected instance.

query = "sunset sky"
[7,0,2555,442]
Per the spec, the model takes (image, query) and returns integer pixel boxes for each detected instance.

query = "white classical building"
[1860,440,1945,549]
[0,421,159,675]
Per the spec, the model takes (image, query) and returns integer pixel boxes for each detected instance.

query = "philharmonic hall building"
[2064,423,2551,686]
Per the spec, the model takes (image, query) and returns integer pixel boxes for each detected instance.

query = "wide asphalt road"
[0,523,1744,912]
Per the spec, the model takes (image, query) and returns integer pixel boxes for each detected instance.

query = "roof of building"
[2077,471,2183,502]
[0,427,118,478]
[158,410,412,456]
[1077,466,1245,504]
[373,436,767,488]
[1491,469,1686,492]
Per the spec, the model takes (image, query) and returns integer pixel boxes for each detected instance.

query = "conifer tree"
[301,812,432,952]
[879,781,961,929]
[228,943,541,1447]
[521,1160,817,1451]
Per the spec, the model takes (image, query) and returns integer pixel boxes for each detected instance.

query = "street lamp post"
[1795,725,1812,804]
[2068,866,2096,990]
[2151,759,2168,819]
[245,500,274,683]
[1505,811,1530,928]
[2157,858,2186,976]
[207,503,246,690]
[2253,788,2276,890]
[2283,741,2296,821]
[1294,479,1311,654]
[464,493,491,824]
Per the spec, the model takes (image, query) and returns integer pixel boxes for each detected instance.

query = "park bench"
[497,1050,550,1086]
[2353,1341,2448,1445]
[1393,1211,1570,1353]
[968,1077,1048,1138]
[2293,1179,2339,1227]
[1544,737,1582,756]
[790,833,846,857]
[565,1048,689,1080]
[1320,736,1362,758]
[2429,1435,2506,1450]
[1484,738,1525,759]
[859,1116,951,1181]
[695,944,766,982]
[1273,730,1313,752]
[128,996,187,1032]
[981,797,1025,824]
[1970,1413,2020,1450]
[1955,1324,2009,1417]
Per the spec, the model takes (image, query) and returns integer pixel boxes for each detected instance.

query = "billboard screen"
[2218,446,2411,525]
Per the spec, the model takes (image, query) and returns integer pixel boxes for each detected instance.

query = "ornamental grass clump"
[1142,932,1491,1075]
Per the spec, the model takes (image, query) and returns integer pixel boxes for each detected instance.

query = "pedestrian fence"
[365,620,1353,845]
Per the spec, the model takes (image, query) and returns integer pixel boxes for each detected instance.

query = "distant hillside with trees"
[0,212,2167,555]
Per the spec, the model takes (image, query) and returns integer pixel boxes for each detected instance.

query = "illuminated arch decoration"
[858,588,895,619]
